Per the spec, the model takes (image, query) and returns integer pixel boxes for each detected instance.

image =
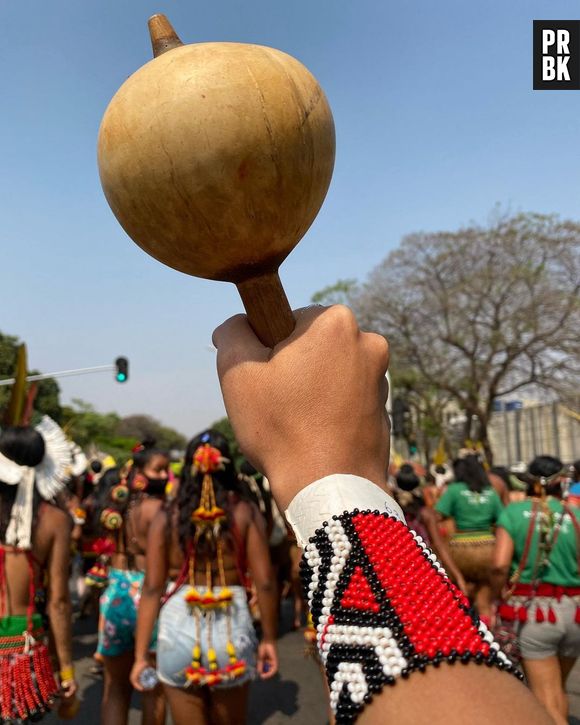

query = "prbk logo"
[534,21,580,89]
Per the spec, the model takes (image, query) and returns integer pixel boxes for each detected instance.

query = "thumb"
[213,314,270,377]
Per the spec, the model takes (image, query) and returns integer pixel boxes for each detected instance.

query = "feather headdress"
[0,416,73,548]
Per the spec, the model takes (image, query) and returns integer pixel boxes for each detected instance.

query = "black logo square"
[533,20,580,90]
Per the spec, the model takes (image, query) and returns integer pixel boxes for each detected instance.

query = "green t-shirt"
[435,482,503,532]
[497,498,580,587]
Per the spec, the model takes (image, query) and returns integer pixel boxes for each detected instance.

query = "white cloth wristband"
[284,474,405,548]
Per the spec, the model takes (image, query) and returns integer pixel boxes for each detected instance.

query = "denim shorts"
[517,595,580,659]
[157,585,257,689]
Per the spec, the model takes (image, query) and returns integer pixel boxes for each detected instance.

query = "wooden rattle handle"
[237,272,296,348]
[148,14,183,57]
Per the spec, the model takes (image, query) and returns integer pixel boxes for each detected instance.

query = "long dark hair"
[92,467,125,534]
[0,427,45,542]
[176,429,240,555]
[452,455,490,494]
[527,455,563,497]
[394,464,423,520]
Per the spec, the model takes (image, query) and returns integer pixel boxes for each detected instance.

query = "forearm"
[135,587,163,662]
[48,598,73,670]
[422,512,465,587]
[490,566,509,601]
[292,480,528,724]
[358,663,550,725]
[254,577,278,642]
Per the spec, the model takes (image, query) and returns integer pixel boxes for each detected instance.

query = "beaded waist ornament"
[0,416,77,721]
[0,624,59,722]
[0,551,59,722]
[183,444,246,687]
[300,509,523,724]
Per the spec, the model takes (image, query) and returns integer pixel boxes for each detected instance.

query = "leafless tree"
[353,212,580,463]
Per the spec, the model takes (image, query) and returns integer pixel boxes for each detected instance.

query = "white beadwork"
[313,521,351,659]
[330,662,368,709]
[304,542,321,608]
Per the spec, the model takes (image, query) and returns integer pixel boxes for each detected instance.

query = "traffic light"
[115,357,129,383]
[392,398,410,437]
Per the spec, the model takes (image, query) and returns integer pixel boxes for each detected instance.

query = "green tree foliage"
[311,279,358,306]
[62,399,121,451]
[116,414,186,451]
[30,375,62,423]
[0,332,62,422]
[210,417,244,469]
[62,402,187,463]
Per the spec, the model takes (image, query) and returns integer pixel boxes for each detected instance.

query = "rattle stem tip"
[148,13,183,57]
[236,272,295,348]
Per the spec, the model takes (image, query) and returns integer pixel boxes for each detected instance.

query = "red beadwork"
[301,510,522,725]
[340,566,380,612]
[0,643,58,721]
[352,513,489,661]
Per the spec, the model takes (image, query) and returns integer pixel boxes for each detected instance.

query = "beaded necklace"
[183,444,246,687]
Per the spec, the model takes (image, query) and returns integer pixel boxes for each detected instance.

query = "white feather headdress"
[0,416,74,548]
[34,416,74,500]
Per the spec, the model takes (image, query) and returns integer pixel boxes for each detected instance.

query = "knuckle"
[364,332,390,369]
[325,304,358,334]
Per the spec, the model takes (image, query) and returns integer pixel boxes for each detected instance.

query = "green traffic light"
[115,356,129,383]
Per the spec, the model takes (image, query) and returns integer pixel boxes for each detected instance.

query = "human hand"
[257,640,278,679]
[129,658,151,692]
[213,305,390,511]
[60,679,78,699]
[456,574,469,595]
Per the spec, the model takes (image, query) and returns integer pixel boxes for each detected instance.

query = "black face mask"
[145,476,167,497]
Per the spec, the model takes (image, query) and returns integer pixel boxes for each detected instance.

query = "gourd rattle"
[98,14,335,346]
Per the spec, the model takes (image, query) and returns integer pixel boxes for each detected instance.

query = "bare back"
[166,499,255,585]
[2,503,71,617]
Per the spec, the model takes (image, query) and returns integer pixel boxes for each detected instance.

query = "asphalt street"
[45,601,328,725]
[45,603,580,724]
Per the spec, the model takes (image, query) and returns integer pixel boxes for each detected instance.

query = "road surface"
[46,602,580,724]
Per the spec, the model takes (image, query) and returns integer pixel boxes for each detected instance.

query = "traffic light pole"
[0,364,115,387]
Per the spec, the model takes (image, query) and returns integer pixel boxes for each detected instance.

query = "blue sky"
[2,1,580,436]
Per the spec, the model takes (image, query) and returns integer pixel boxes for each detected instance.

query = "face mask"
[144,476,167,497]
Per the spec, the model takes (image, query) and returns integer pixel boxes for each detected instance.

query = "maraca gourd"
[98,14,335,346]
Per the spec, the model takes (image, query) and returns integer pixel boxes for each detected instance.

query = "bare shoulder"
[150,505,169,533]
[232,498,253,521]
[489,473,506,492]
[38,504,71,537]
[34,504,71,564]
[138,496,164,523]
[232,499,265,535]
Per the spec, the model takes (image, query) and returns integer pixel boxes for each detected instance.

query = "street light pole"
[0,364,116,387]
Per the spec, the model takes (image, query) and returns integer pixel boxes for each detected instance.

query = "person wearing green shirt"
[435,453,503,622]
[492,455,580,725]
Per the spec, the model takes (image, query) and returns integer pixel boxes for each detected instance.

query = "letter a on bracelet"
[300,510,522,724]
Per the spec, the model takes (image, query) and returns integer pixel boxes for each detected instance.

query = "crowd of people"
[389,451,580,725]
[0,307,577,724]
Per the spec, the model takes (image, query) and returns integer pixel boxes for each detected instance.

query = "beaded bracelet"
[300,509,522,724]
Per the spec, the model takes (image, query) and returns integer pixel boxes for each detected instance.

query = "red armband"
[300,510,522,723]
